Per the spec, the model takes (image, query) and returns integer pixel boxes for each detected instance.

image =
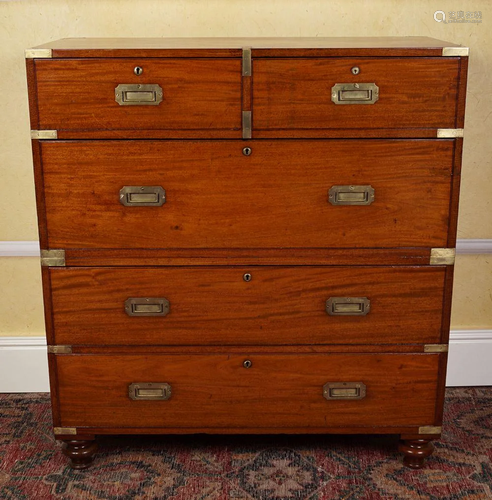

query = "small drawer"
[41,139,454,249]
[50,266,446,346]
[254,58,460,130]
[55,352,440,429]
[33,58,241,135]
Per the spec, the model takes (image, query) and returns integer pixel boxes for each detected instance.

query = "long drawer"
[55,353,440,429]
[33,58,242,133]
[41,139,454,249]
[49,266,446,346]
[254,58,460,130]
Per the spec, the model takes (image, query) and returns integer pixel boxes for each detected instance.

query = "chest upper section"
[26,37,468,140]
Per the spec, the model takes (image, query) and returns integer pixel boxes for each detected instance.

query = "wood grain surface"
[254,58,460,130]
[35,59,241,132]
[49,266,445,346]
[41,140,454,249]
[56,353,440,429]
[30,36,461,59]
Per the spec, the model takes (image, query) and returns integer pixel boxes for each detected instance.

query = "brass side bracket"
[242,47,252,76]
[48,345,72,354]
[242,111,252,139]
[41,249,66,267]
[424,344,449,353]
[419,425,442,435]
[442,47,469,57]
[53,427,77,435]
[437,129,464,138]
[25,48,53,59]
[430,248,456,265]
[31,130,58,140]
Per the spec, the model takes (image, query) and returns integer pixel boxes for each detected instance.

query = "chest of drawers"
[26,37,468,470]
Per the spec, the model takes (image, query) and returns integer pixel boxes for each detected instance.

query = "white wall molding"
[0,332,491,392]
[0,241,40,257]
[456,239,492,254]
[1,239,492,258]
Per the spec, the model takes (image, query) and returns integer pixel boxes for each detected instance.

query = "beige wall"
[0,0,491,335]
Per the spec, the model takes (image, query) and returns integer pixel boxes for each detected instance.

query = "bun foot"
[62,439,98,469]
[399,439,434,469]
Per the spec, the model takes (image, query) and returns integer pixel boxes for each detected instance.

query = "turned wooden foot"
[399,439,434,469]
[62,439,98,469]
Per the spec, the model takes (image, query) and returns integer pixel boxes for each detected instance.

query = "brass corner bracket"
[41,249,66,267]
[419,426,442,435]
[430,248,456,265]
[437,129,464,138]
[442,47,469,57]
[424,344,449,353]
[25,48,52,59]
[53,427,77,435]
[31,130,58,140]
[48,345,72,354]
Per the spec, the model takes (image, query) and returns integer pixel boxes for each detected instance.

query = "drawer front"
[50,266,445,346]
[41,139,453,249]
[34,58,241,132]
[254,58,460,130]
[56,353,440,428]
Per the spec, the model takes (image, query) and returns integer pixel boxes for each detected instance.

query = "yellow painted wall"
[0,0,491,335]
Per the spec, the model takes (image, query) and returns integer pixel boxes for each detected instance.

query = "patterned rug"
[0,388,491,499]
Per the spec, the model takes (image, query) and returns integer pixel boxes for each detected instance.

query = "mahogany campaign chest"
[26,37,468,469]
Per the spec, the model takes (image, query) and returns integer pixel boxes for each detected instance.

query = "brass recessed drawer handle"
[331,83,379,104]
[125,298,170,317]
[119,186,166,206]
[128,383,171,400]
[326,297,370,316]
[323,382,366,400]
[328,185,375,205]
[115,84,163,105]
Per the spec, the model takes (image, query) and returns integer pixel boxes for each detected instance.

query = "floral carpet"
[0,388,491,499]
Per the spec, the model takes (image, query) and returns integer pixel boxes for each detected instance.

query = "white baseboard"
[0,239,492,257]
[447,330,492,386]
[0,331,491,392]
[0,337,49,392]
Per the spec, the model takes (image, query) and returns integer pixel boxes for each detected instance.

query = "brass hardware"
[323,382,366,400]
[48,345,72,354]
[53,427,77,435]
[119,186,166,207]
[41,249,66,267]
[326,297,370,316]
[31,130,57,140]
[419,425,442,435]
[242,146,252,156]
[243,273,252,282]
[125,298,170,317]
[331,83,379,104]
[128,382,172,401]
[242,47,252,76]
[25,48,52,59]
[437,128,464,138]
[442,47,469,57]
[115,84,163,105]
[430,248,456,265]
[242,111,252,139]
[243,360,252,368]
[134,66,143,76]
[351,66,360,75]
[329,185,375,205]
[424,344,449,353]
